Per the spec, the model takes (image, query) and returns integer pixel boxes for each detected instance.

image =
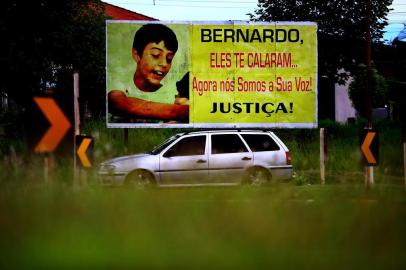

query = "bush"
[349,64,388,118]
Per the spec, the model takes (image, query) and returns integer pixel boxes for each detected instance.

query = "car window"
[150,134,182,155]
[211,134,248,154]
[241,134,280,152]
[164,135,206,157]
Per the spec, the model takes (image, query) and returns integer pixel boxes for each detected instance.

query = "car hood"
[102,153,151,165]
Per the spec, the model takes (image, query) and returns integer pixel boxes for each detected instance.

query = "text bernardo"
[200,28,303,44]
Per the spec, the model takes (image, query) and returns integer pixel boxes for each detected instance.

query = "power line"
[108,3,255,9]
[115,0,257,2]
[116,0,406,4]
[110,0,256,4]
[108,0,406,8]
[106,1,406,16]
[156,0,257,2]
[109,0,406,10]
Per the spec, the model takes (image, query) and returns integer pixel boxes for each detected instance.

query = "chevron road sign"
[34,97,71,153]
[360,129,379,166]
[76,135,93,169]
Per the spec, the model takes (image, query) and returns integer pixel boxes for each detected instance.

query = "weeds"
[0,119,404,187]
[0,119,405,269]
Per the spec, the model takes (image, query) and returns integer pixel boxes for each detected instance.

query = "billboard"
[106,21,317,128]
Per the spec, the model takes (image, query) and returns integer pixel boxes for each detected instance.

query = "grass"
[0,184,405,269]
[0,118,405,268]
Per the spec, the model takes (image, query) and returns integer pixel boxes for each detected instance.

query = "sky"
[104,0,406,43]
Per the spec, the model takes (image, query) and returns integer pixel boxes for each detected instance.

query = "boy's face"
[133,40,175,92]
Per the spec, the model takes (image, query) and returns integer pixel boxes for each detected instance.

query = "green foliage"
[292,173,310,186]
[0,119,404,186]
[0,0,107,113]
[1,119,405,268]
[250,0,393,83]
[349,64,388,117]
[1,184,406,269]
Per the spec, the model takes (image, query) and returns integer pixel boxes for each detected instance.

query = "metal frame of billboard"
[106,20,318,129]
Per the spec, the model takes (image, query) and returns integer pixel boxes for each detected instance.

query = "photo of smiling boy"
[108,23,189,123]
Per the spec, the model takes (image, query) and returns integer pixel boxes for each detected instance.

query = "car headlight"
[98,164,116,174]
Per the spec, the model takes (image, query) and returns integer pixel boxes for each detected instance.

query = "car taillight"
[285,151,292,165]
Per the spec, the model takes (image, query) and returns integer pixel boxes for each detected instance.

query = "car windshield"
[148,134,182,155]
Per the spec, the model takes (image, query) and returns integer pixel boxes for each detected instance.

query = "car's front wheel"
[245,167,270,186]
[125,170,155,189]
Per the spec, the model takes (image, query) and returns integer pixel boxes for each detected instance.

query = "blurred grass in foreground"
[0,184,405,269]
[0,119,405,268]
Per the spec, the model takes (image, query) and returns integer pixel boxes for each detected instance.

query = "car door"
[159,135,208,185]
[241,133,285,166]
[208,133,253,183]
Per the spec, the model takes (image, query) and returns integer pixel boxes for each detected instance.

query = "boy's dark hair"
[133,24,178,55]
[176,72,189,99]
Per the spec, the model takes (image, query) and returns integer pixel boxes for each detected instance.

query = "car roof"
[179,130,273,136]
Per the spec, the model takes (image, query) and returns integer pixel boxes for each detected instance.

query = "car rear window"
[241,134,280,152]
[211,134,248,154]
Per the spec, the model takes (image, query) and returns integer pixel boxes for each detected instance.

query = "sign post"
[365,0,374,189]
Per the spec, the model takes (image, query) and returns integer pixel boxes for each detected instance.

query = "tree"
[0,0,107,114]
[349,64,388,118]
[249,0,393,83]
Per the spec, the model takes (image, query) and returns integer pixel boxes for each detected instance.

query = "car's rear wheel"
[125,170,155,189]
[245,167,270,186]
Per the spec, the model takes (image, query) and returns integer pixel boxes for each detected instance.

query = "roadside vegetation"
[0,118,404,187]
[0,118,405,269]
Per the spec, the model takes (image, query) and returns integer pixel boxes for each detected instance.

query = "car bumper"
[269,165,294,179]
[97,172,126,185]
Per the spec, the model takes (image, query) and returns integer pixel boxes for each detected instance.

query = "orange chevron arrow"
[361,131,377,164]
[34,97,71,153]
[77,138,92,168]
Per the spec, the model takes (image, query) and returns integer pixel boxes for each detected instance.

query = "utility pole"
[365,0,374,189]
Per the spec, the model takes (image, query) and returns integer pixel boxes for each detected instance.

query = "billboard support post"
[403,127,406,190]
[402,125,406,190]
[73,72,80,189]
[124,128,129,150]
[320,128,326,184]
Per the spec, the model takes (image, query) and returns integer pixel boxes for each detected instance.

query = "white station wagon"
[98,130,293,187]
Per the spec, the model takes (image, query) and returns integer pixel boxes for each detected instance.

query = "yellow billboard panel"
[106,21,317,128]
